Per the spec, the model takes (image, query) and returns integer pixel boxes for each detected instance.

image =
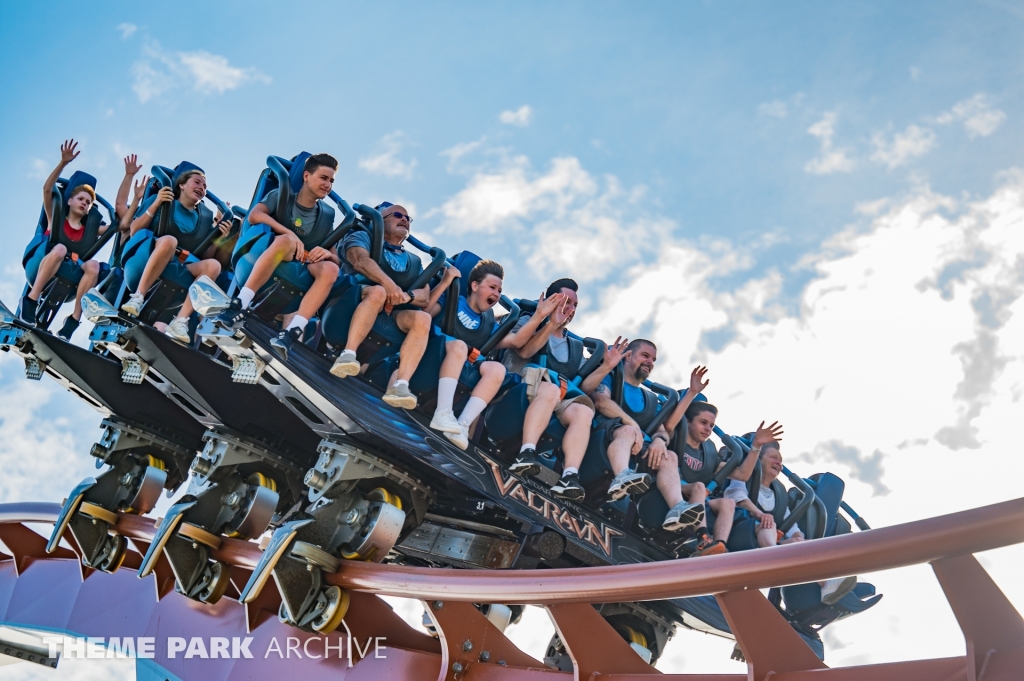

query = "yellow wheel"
[198,561,232,605]
[367,487,402,510]
[145,455,166,470]
[621,626,647,649]
[249,472,277,492]
[312,586,350,634]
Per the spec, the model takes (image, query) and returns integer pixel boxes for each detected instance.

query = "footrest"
[24,356,44,381]
[231,353,265,385]
[120,356,149,384]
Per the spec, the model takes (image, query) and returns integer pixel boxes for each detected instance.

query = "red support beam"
[546,602,659,680]
[0,523,75,575]
[932,554,1024,681]
[716,589,826,680]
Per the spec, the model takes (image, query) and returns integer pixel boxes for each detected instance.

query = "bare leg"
[345,286,387,350]
[243,234,295,293]
[682,482,708,530]
[297,260,340,320]
[393,310,431,381]
[654,450,684,507]
[521,382,559,445]
[440,340,468,379]
[72,260,101,319]
[29,244,68,300]
[606,424,638,476]
[558,402,593,470]
[708,497,735,543]
[757,525,778,548]
[470,360,506,403]
[176,259,222,319]
[135,235,178,294]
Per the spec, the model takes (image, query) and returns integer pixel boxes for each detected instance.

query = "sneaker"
[508,448,541,477]
[121,292,145,317]
[551,472,585,501]
[56,316,80,341]
[19,295,37,325]
[164,316,191,343]
[270,327,302,360]
[693,534,728,556]
[382,382,418,410]
[662,500,705,532]
[820,576,857,605]
[329,349,360,378]
[444,423,469,450]
[212,297,246,331]
[608,470,651,501]
[430,408,462,435]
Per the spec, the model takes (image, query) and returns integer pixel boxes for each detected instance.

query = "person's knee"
[270,234,293,250]
[82,260,100,276]
[662,450,678,470]
[536,382,560,406]
[50,244,67,260]
[717,497,735,514]
[312,261,339,279]
[361,286,387,310]
[204,259,222,277]
[565,402,593,425]
[446,339,468,358]
[408,310,431,332]
[155,235,177,251]
[613,425,635,443]
[480,361,505,379]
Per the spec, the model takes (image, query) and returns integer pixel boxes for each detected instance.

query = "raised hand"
[551,296,573,328]
[59,139,80,165]
[536,291,564,318]
[133,175,149,202]
[689,365,709,395]
[752,420,784,449]
[123,154,142,176]
[603,336,630,367]
[442,265,461,282]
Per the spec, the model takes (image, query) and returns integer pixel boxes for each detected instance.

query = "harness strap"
[176,249,191,263]
[70,253,79,263]
[467,347,481,363]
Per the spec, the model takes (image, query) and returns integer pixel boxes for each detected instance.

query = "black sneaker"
[509,448,541,477]
[212,298,246,331]
[56,316,80,340]
[20,295,37,325]
[550,472,585,501]
[270,327,302,360]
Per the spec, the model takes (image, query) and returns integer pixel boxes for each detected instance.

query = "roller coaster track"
[0,499,1022,680]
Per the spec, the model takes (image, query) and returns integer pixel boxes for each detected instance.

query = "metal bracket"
[119,356,148,384]
[23,356,44,380]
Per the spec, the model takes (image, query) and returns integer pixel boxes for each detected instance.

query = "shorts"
[519,365,594,422]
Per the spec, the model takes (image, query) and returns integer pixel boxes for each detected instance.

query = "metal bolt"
[479,651,490,662]
[345,509,361,525]
[452,662,464,673]
[306,563,314,572]
[121,473,133,485]
[462,640,473,652]
[498,660,506,666]
[225,492,240,506]
[304,469,327,490]
[192,542,198,549]
[433,600,444,609]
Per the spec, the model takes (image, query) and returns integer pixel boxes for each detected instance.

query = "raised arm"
[115,154,142,221]
[509,292,567,356]
[578,336,629,394]
[662,366,710,434]
[119,175,148,236]
[42,140,80,226]
[129,186,173,236]
[728,421,784,482]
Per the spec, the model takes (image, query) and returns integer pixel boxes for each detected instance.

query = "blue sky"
[2,2,1024,677]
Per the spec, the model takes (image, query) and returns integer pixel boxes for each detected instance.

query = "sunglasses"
[385,211,413,223]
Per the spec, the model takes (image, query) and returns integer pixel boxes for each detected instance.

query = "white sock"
[343,348,357,356]
[238,287,256,309]
[286,315,308,332]
[394,379,409,388]
[457,397,487,426]
[520,443,537,453]
[436,377,457,413]
[563,467,578,476]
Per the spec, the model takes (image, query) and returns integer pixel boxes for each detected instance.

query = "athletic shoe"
[382,382,418,410]
[121,292,145,317]
[211,298,246,331]
[19,296,37,325]
[550,472,585,501]
[608,470,651,501]
[270,327,302,360]
[164,316,191,343]
[56,316,79,340]
[820,576,857,605]
[444,423,470,450]
[509,448,541,477]
[429,408,462,435]
[693,534,728,556]
[662,500,705,532]
[329,349,360,378]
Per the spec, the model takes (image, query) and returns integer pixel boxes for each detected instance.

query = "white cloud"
[27,158,48,180]
[870,124,937,169]
[359,131,418,180]
[757,100,788,118]
[936,94,1006,138]
[130,41,271,103]
[804,112,855,175]
[440,137,487,173]
[499,105,533,126]
[909,65,921,81]
[117,22,137,40]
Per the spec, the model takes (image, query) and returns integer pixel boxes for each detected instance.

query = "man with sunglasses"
[331,202,454,409]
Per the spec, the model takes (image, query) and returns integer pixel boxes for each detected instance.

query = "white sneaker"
[444,423,469,450]
[164,316,190,343]
[820,576,857,605]
[330,350,360,378]
[121,292,145,317]
[429,408,462,435]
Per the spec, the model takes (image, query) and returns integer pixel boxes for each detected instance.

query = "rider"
[590,340,709,538]
[724,443,859,604]
[662,401,783,555]
[213,153,341,358]
[121,164,231,343]
[330,203,450,410]
[425,259,551,449]
[501,278,621,501]
[22,140,110,340]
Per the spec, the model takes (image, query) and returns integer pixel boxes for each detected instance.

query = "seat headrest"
[451,251,483,298]
[63,170,98,202]
[171,161,204,186]
[289,152,312,193]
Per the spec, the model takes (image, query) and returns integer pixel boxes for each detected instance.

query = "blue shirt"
[437,294,497,336]
[138,195,198,234]
[341,227,411,272]
[600,374,657,415]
